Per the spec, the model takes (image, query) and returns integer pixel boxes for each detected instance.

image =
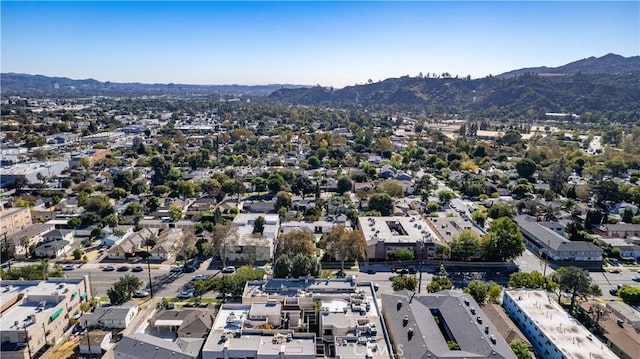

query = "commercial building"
[381,290,516,359]
[0,207,32,237]
[359,216,441,261]
[514,216,603,265]
[202,277,392,359]
[0,161,69,188]
[0,277,92,359]
[502,289,619,359]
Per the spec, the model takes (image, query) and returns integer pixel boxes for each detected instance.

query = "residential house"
[594,223,640,238]
[231,213,280,262]
[7,223,55,259]
[78,331,112,355]
[81,302,139,330]
[107,228,159,260]
[114,333,204,359]
[101,225,135,248]
[150,308,214,338]
[149,228,182,261]
[43,229,74,243]
[34,239,70,258]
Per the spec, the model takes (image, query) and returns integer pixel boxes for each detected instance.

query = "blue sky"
[1,1,638,87]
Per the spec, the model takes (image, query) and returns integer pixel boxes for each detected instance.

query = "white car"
[63,264,75,271]
[177,291,194,299]
[222,266,236,274]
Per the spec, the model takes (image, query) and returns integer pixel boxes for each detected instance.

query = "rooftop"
[381,290,516,359]
[504,290,618,359]
[244,277,358,298]
[359,216,439,245]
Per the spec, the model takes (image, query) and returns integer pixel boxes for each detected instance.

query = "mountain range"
[268,54,640,115]
[2,54,639,116]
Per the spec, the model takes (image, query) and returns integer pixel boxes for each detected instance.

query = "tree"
[464,280,489,304]
[273,255,292,278]
[487,203,513,219]
[150,156,172,186]
[367,193,394,216]
[377,180,404,198]
[275,191,292,211]
[618,285,640,304]
[212,224,239,268]
[73,247,82,260]
[275,230,316,260]
[515,158,536,179]
[84,196,115,218]
[509,340,531,359]
[112,171,134,191]
[508,271,546,289]
[471,210,487,227]
[307,155,321,169]
[483,217,525,261]
[437,190,454,205]
[586,303,610,333]
[426,276,453,293]
[109,187,128,200]
[268,174,287,193]
[594,179,620,204]
[168,205,183,221]
[336,175,353,194]
[253,216,266,234]
[146,196,160,213]
[107,275,142,305]
[487,283,502,304]
[392,275,417,291]
[553,266,595,311]
[450,229,482,261]
[321,225,365,270]
[394,248,415,261]
[175,180,196,199]
[290,253,320,278]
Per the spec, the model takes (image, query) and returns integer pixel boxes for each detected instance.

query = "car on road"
[610,284,623,296]
[103,265,116,271]
[608,267,622,273]
[117,265,130,272]
[192,274,207,281]
[632,276,640,282]
[183,265,196,273]
[132,266,145,272]
[170,266,184,273]
[393,267,417,275]
[133,290,149,298]
[177,291,194,299]
[372,283,379,292]
[222,266,236,274]
[63,264,75,271]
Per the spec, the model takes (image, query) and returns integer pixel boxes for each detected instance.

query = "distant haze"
[1,1,638,88]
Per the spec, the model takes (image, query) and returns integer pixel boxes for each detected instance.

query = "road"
[62,259,224,299]
[590,267,640,299]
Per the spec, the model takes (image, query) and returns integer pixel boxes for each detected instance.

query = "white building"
[358,215,440,261]
[231,213,280,262]
[503,290,618,359]
[81,302,139,329]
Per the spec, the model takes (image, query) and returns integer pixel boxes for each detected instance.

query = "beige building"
[0,277,92,359]
[0,207,32,237]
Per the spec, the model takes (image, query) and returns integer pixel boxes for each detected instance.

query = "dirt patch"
[50,336,80,359]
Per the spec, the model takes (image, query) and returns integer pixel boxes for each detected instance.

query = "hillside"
[0,73,306,97]
[498,53,640,77]
[269,54,640,116]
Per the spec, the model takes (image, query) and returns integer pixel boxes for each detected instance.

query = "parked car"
[608,267,622,273]
[632,276,640,282]
[133,290,149,298]
[192,274,207,281]
[63,264,75,271]
[132,266,145,272]
[170,266,184,273]
[103,265,116,271]
[183,265,196,273]
[222,266,236,274]
[117,265,130,272]
[177,291,194,299]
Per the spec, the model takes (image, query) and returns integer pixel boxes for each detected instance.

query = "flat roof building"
[503,289,619,359]
[0,206,32,237]
[359,216,441,261]
[0,277,91,359]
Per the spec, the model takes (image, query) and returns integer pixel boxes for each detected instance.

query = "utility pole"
[147,242,153,299]
[23,324,32,359]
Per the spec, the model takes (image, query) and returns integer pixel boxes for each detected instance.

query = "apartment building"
[0,207,32,237]
[0,277,91,359]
